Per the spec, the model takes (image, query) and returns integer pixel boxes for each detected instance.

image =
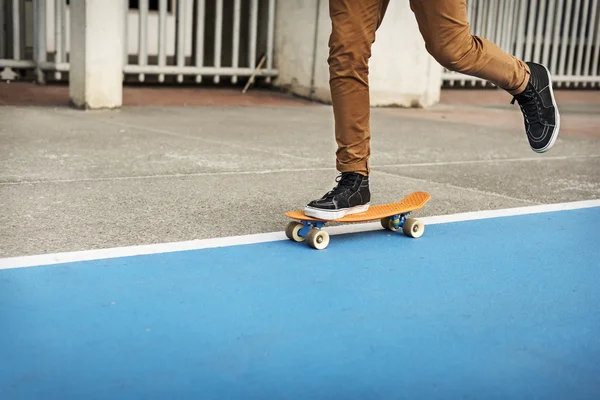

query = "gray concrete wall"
[272,0,322,99]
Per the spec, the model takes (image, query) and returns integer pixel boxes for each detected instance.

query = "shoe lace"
[323,173,359,199]
[511,86,541,126]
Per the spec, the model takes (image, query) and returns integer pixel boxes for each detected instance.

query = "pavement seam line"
[2,154,599,186]
[0,167,336,185]
[376,154,600,168]
[373,169,540,205]
[52,109,328,165]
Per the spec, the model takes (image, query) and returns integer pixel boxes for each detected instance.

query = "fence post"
[11,0,20,60]
[34,0,47,84]
[0,0,4,59]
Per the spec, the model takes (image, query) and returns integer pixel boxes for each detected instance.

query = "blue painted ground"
[1,207,600,399]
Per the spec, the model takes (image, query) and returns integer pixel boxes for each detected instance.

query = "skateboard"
[284,191,431,250]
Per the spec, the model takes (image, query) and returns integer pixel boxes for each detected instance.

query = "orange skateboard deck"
[284,191,431,250]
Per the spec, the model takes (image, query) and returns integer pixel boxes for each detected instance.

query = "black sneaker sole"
[532,63,560,153]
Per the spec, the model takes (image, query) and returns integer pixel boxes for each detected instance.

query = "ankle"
[340,171,368,177]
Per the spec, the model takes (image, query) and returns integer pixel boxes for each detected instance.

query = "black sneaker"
[305,172,370,220]
[511,62,560,153]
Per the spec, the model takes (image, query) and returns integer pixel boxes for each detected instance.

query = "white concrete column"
[69,0,124,109]
[274,0,442,108]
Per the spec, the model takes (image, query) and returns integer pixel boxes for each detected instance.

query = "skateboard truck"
[289,220,329,250]
[298,220,325,237]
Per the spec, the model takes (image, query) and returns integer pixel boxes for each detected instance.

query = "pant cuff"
[507,64,531,96]
[336,160,369,176]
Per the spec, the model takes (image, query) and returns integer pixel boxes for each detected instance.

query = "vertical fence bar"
[591,1,600,86]
[533,0,547,62]
[176,0,187,83]
[485,0,496,44]
[513,0,522,52]
[213,0,222,83]
[498,0,512,51]
[0,0,5,59]
[54,0,65,79]
[231,0,240,84]
[265,0,275,84]
[565,0,582,86]
[583,0,598,84]
[123,0,129,68]
[19,0,25,59]
[524,0,538,61]
[248,0,258,69]
[32,0,38,73]
[469,0,477,36]
[475,0,485,39]
[575,0,591,85]
[550,0,565,74]
[542,0,557,67]
[514,0,529,60]
[470,1,478,33]
[497,0,504,45]
[506,0,517,50]
[194,0,205,83]
[558,0,574,86]
[501,0,512,52]
[158,0,167,82]
[495,0,505,49]
[138,0,148,82]
[505,0,518,53]
[466,0,475,41]
[34,0,47,83]
[12,0,20,60]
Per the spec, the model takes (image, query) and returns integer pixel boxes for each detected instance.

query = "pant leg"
[409,0,530,95]
[328,0,389,176]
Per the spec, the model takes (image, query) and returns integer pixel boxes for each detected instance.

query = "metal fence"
[0,0,277,84]
[3,1,599,88]
[443,0,600,88]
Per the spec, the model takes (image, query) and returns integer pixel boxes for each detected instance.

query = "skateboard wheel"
[306,228,329,250]
[402,218,424,238]
[285,221,305,242]
[380,217,400,232]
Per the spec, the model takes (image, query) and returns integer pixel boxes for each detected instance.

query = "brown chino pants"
[328,0,531,175]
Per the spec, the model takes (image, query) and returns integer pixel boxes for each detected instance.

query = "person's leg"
[410,0,560,153]
[329,0,389,176]
[304,0,389,220]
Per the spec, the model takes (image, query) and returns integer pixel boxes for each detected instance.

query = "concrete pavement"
[1,83,599,257]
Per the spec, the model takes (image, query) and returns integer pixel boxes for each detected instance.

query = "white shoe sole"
[533,64,560,153]
[304,204,370,220]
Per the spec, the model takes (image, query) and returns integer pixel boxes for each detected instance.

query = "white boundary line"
[1,199,599,270]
